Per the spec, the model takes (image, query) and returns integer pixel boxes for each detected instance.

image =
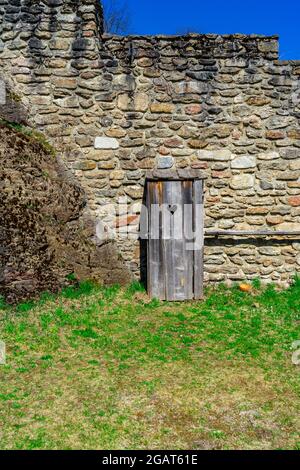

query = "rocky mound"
[0,123,130,303]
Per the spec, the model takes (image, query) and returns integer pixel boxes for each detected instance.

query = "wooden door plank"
[147,181,165,299]
[172,181,186,301]
[162,180,175,301]
[183,180,194,300]
[193,179,204,299]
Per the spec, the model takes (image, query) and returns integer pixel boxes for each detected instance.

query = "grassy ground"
[0,280,299,450]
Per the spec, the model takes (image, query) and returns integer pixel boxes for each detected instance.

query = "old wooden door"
[146,178,204,301]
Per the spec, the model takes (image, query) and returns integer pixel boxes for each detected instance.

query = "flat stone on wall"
[95,137,120,150]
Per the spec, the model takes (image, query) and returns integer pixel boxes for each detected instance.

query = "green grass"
[0,280,299,449]
[0,119,56,156]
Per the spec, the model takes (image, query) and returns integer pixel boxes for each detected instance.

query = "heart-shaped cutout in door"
[168,204,177,215]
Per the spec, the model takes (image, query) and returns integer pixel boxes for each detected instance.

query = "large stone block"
[156,156,174,169]
[277,222,300,232]
[150,103,175,113]
[288,196,300,207]
[77,160,97,171]
[266,215,284,225]
[257,151,280,160]
[95,137,119,150]
[230,174,255,190]
[246,96,271,106]
[231,155,256,169]
[117,92,149,111]
[280,149,299,160]
[198,149,232,161]
[174,81,209,94]
[185,104,202,115]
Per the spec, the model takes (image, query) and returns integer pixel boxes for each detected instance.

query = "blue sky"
[123,0,300,59]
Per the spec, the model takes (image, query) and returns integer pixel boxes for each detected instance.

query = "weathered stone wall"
[1,0,300,286]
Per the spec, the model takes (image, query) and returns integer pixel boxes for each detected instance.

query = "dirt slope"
[0,123,130,302]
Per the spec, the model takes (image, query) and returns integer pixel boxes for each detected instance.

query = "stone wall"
[1,0,300,286]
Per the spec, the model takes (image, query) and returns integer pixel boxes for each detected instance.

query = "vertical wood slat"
[163,181,175,301]
[147,181,165,300]
[171,181,186,301]
[193,179,204,300]
[182,180,194,300]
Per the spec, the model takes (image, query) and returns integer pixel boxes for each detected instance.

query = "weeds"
[0,119,56,156]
